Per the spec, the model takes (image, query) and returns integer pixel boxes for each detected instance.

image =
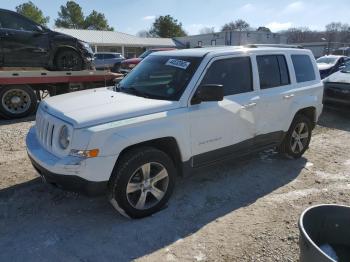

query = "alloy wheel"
[290,122,309,154]
[126,162,169,210]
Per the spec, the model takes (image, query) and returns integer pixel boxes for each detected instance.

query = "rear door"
[0,10,49,67]
[253,54,294,145]
[189,55,259,167]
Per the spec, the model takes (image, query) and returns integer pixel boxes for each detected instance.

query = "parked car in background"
[316,55,348,79]
[26,46,323,218]
[0,8,93,71]
[93,52,125,72]
[120,48,176,73]
[323,63,350,108]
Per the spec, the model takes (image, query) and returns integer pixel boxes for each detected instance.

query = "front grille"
[36,109,55,150]
[324,82,350,99]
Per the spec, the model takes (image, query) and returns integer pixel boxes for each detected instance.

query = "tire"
[108,147,176,218]
[0,85,37,119]
[54,49,83,71]
[111,63,121,73]
[278,114,312,159]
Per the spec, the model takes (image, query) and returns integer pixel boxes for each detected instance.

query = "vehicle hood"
[324,70,350,83]
[41,87,180,129]
[122,58,142,64]
[317,63,334,71]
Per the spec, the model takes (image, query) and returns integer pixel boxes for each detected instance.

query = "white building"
[174,31,287,48]
[54,28,177,58]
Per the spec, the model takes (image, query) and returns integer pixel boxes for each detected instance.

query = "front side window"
[0,11,38,31]
[292,55,316,83]
[257,55,290,89]
[200,56,253,96]
[118,55,202,100]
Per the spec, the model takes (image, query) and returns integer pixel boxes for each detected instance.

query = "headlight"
[58,125,70,150]
[79,41,93,52]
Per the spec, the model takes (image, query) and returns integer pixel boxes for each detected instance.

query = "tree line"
[14,1,350,43]
[16,1,113,31]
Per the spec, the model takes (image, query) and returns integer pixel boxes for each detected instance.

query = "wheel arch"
[113,137,184,176]
[294,106,317,129]
[49,45,80,66]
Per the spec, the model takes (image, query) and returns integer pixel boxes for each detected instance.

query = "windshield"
[341,64,350,73]
[139,50,154,59]
[316,57,337,64]
[117,55,202,101]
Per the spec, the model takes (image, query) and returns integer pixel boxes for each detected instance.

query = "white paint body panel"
[26,46,324,183]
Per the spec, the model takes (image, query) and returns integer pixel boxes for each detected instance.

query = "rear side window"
[291,55,316,82]
[257,55,290,89]
[200,57,253,96]
[94,54,104,59]
[0,11,38,31]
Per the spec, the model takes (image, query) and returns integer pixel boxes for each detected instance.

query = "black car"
[0,9,93,71]
[316,55,348,79]
[323,63,350,109]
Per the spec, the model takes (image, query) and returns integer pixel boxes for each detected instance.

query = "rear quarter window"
[291,55,316,83]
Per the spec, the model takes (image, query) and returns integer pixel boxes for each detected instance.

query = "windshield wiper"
[120,87,151,98]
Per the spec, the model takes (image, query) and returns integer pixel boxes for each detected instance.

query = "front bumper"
[29,155,107,195]
[26,127,115,195]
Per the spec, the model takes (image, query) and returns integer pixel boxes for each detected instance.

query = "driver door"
[189,55,259,167]
[0,10,49,67]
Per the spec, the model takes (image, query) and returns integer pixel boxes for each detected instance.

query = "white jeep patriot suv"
[26,46,323,218]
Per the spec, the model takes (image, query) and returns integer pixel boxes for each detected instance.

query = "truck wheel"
[278,115,312,159]
[108,147,176,218]
[0,85,37,119]
[54,49,83,71]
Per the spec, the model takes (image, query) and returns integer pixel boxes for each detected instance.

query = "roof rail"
[245,44,304,49]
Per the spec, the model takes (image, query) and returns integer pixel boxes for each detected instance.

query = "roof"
[153,46,309,57]
[53,28,177,48]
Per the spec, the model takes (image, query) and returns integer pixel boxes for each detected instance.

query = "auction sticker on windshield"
[166,59,190,69]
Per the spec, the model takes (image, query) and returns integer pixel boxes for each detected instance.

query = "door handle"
[241,102,257,109]
[283,94,295,99]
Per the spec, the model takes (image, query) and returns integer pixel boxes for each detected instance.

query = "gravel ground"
[0,109,349,262]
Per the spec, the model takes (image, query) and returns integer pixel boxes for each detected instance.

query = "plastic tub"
[299,204,350,262]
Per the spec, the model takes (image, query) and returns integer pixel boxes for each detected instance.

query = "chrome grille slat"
[35,109,56,150]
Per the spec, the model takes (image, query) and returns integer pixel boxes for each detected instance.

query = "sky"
[2,0,350,35]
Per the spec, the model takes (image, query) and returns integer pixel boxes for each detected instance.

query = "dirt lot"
[0,109,349,262]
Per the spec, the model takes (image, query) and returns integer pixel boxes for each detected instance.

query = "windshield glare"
[117,55,202,100]
[341,64,350,73]
[139,50,154,59]
[317,57,337,64]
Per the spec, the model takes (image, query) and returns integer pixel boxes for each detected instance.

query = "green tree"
[84,10,114,31]
[149,15,187,38]
[55,1,85,28]
[55,1,114,31]
[221,19,250,32]
[257,26,271,32]
[15,1,49,25]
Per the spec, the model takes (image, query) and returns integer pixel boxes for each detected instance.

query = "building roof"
[53,28,177,48]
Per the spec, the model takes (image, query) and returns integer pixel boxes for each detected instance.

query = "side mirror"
[191,84,224,105]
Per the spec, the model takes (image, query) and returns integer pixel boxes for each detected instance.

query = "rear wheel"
[108,147,176,218]
[278,115,312,159]
[54,49,83,71]
[0,85,37,119]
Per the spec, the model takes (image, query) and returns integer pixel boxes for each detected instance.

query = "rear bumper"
[29,155,107,196]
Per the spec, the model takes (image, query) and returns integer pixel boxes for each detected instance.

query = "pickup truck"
[26,46,323,218]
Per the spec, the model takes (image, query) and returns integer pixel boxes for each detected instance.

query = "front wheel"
[278,115,312,159]
[54,49,83,71]
[108,147,176,218]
